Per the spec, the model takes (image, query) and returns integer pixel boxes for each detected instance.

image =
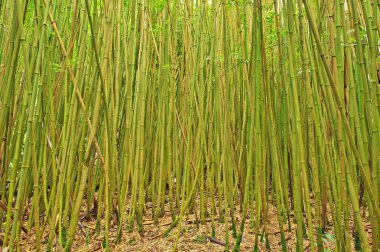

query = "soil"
[1,198,373,251]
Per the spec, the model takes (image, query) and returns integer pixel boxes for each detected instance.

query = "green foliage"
[152,0,167,12]
[128,237,137,245]
[193,235,207,244]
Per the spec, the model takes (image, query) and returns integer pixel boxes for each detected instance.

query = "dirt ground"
[4,198,373,251]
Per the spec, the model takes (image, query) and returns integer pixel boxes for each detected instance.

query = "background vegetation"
[0,0,379,251]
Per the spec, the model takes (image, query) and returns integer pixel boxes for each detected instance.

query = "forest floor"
[5,197,373,251]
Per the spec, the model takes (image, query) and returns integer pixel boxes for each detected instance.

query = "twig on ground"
[207,236,226,246]
[77,221,87,238]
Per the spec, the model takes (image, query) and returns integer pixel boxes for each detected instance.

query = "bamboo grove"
[0,0,379,251]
